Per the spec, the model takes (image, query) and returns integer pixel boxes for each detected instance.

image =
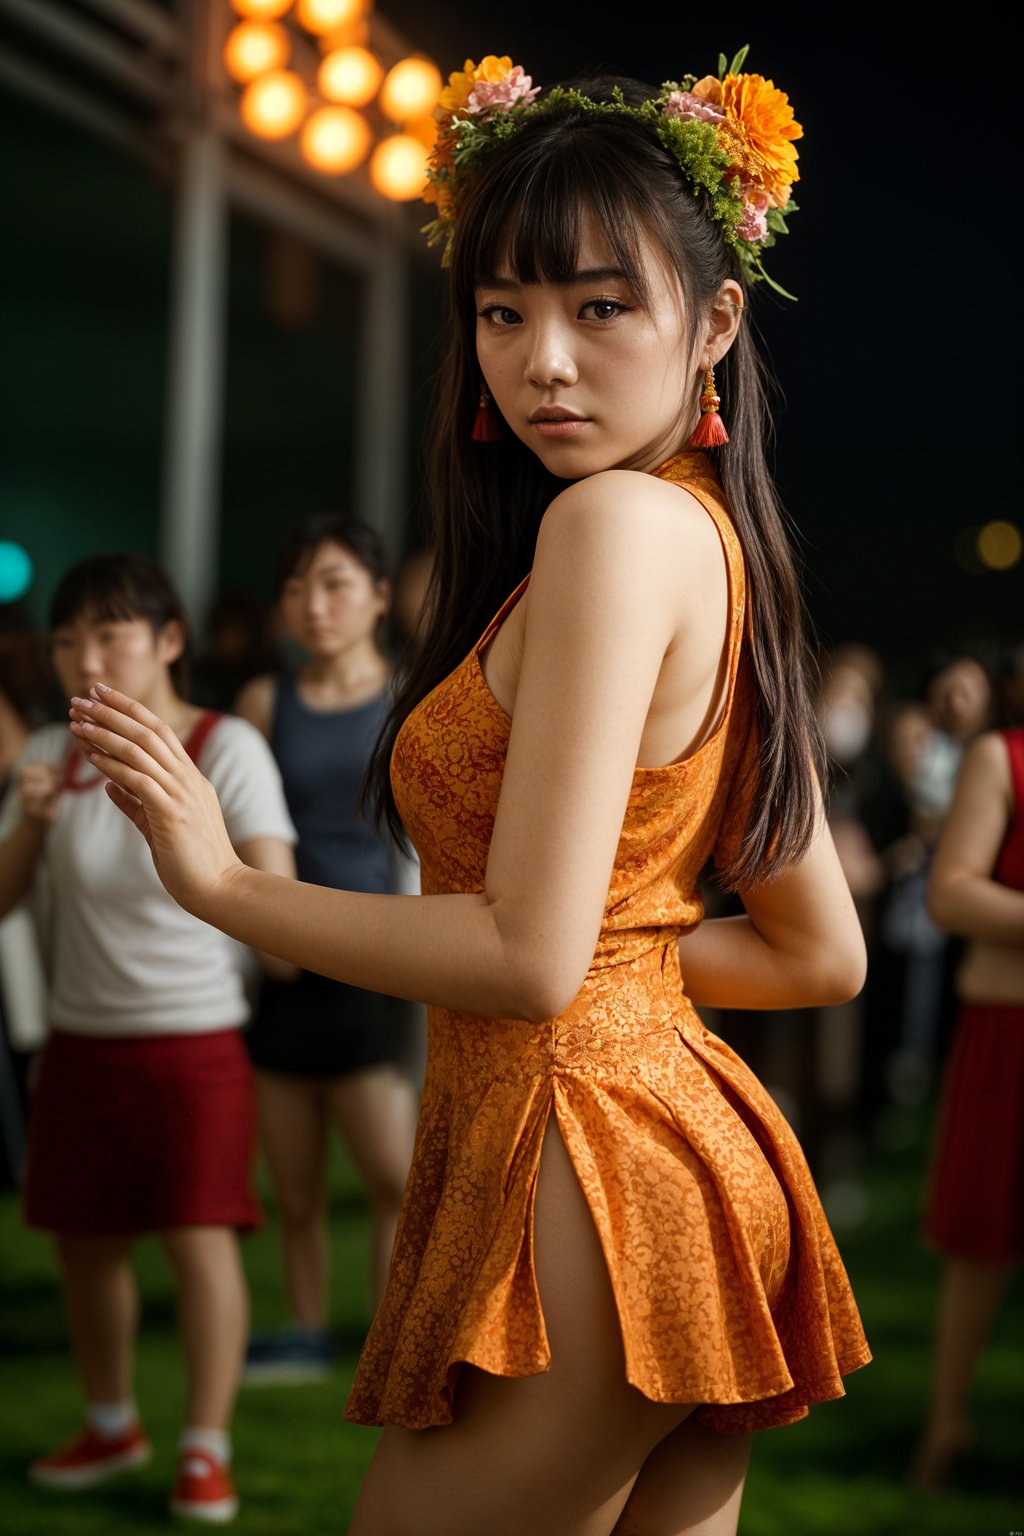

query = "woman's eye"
[580,298,629,322]
[477,305,522,327]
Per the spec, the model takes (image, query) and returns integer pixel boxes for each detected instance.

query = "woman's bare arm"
[235,834,299,981]
[927,732,1024,944]
[0,763,61,919]
[677,810,867,1009]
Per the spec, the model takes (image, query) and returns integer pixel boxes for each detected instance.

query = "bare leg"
[612,1418,752,1536]
[255,1071,330,1326]
[910,1255,1012,1488]
[328,1067,417,1308]
[160,1227,248,1431]
[349,1115,694,1536]
[55,1234,137,1406]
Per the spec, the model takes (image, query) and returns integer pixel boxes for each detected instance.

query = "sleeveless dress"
[923,726,1024,1265]
[346,450,871,1434]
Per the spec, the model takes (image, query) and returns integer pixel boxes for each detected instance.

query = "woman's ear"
[157,619,186,668]
[706,280,745,365]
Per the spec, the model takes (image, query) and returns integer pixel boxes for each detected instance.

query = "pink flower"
[739,180,772,213]
[467,66,540,115]
[736,200,769,242]
[662,90,726,124]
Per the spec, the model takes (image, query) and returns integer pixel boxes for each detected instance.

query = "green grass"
[0,1111,1020,1534]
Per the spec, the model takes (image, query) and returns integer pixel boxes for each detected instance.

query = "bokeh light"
[296,0,366,35]
[379,57,441,123]
[369,134,428,199]
[230,0,294,18]
[317,46,382,107]
[300,106,371,173]
[977,520,1022,571]
[406,114,438,150]
[0,542,34,603]
[240,70,307,139]
[223,21,291,84]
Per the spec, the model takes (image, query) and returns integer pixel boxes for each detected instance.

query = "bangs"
[465,121,664,306]
[48,554,185,635]
[50,570,149,630]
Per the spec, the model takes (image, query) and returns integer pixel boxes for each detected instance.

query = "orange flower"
[438,55,514,115]
[691,75,723,107]
[720,72,802,208]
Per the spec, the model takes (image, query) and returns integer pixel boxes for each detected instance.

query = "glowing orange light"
[977,520,1022,570]
[318,46,382,107]
[301,106,371,173]
[406,114,438,150]
[317,16,370,48]
[240,70,307,139]
[230,0,293,19]
[369,134,429,200]
[379,56,442,123]
[295,0,365,35]
[223,21,291,84]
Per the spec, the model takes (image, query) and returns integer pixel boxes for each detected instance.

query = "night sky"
[383,1,1019,681]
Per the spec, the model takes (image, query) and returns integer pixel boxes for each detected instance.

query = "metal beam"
[0,0,177,104]
[159,127,228,626]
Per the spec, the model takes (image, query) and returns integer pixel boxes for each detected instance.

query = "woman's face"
[278,541,387,658]
[51,610,179,705]
[474,219,728,478]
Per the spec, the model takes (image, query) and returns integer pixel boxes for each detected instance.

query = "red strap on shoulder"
[184,710,221,765]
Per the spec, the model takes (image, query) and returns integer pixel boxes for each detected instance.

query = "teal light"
[0,542,34,602]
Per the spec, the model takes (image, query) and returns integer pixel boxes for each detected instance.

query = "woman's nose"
[524,324,578,388]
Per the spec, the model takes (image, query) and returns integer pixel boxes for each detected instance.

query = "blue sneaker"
[242,1326,334,1386]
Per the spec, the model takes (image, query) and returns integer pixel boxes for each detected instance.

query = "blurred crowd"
[0,535,1019,1509]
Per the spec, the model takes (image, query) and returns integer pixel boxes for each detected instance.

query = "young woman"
[911,726,1024,1487]
[65,57,871,1536]
[236,518,417,1378]
[0,555,296,1525]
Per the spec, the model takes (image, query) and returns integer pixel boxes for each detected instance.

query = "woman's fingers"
[78,741,170,807]
[69,713,178,797]
[76,686,190,772]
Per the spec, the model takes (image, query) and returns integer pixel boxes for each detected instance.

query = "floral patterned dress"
[346,450,870,1434]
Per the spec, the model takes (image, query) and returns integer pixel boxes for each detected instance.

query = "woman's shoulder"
[232,673,276,737]
[540,468,726,562]
[532,468,728,624]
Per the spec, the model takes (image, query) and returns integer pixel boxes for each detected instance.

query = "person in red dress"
[912,725,1024,1485]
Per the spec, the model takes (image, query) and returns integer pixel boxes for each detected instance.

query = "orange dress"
[346,450,871,1435]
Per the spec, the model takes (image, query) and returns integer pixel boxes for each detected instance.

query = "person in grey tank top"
[236,518,418,1384]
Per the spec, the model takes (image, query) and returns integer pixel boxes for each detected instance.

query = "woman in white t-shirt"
[0,555,296,1526]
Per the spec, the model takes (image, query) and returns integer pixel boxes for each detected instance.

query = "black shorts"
[245,971,403,1079]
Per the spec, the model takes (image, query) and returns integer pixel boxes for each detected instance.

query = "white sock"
[179,1426,231,1466]
[86,1401,137,1440]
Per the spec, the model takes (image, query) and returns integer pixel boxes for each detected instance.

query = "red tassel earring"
[471,382,500,442]
[688,363,729,448]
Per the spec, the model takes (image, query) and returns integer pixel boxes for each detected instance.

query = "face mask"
[820,700,872,765]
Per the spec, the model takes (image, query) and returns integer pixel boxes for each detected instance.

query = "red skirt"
[25,1028,263,1236]
[923,1002,1024,1265]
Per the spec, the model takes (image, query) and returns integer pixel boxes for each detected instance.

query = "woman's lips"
[531,418,590,437]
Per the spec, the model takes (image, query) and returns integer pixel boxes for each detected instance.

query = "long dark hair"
[366,77,825,889]
[49,553,192,697]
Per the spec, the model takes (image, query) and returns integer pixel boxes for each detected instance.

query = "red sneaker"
[170,1448,238,1524]
[29,1423,152,1488]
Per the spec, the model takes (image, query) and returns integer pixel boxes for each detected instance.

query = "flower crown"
[423,46,801,298]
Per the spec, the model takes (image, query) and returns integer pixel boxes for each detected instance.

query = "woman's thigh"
[348,1113,694,1536]
[327,1066,417,1203]
[612,1418,752,1536]
[255,1071,329,1219]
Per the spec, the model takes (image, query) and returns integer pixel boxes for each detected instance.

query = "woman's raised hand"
[68,686,242,919]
